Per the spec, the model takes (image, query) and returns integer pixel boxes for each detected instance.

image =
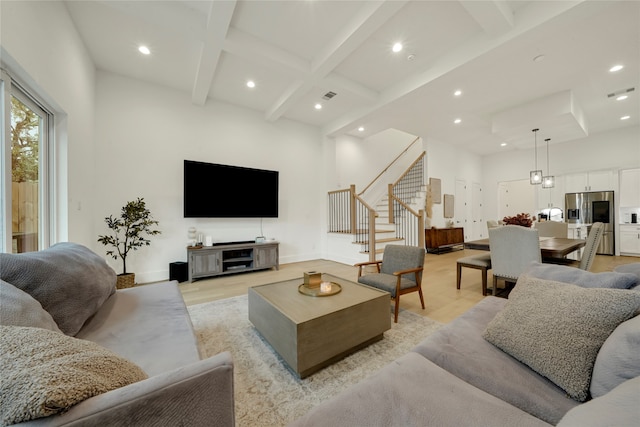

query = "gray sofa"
[290,262,640,427]
[0,243,235,426]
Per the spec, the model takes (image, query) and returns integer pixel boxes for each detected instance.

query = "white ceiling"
[65,0,639,156]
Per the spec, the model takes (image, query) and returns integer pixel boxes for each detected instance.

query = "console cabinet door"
[192,250,222,278]
[255,245,278,269]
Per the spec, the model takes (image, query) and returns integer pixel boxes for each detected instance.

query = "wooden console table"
[425,227,464,254]
[187,241,279,282]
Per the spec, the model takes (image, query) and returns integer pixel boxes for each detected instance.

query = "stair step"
[353,237,403,245]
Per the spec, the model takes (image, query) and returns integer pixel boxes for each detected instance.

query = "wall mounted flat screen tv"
[184,160,279,218]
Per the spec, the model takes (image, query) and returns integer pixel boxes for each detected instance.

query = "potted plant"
[98,198,161,289]
[502,212,535,227]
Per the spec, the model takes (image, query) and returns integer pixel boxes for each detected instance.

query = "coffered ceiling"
[64,0,639,155]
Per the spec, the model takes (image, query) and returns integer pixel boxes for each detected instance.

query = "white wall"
[94,72,325,282]
[1,0,96,245]
[482,125,640,222]
[425,138,483,231]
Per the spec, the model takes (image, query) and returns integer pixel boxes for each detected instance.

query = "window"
[1,69,53,253]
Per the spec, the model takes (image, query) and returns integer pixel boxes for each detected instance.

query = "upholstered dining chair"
[488,225,541,296]
[534,221,568,238]
[578,222,604,271]
[355,245,425,323]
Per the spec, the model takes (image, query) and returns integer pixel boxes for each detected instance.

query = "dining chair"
[456,253,492,296]
[488,225,541,296]
[534,221,568,238]
[578,222,604,271]
[355,245,425,323]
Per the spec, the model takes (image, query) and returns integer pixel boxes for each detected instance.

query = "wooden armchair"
[355,245,425,323]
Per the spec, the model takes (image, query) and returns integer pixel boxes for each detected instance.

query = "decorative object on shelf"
[97,198,161,289]
[502,212,535,227]
[188,227,196,246]
[444,194,454,218]
[429,177,441,204]
[542,137,555,188]
[530,128,543,185]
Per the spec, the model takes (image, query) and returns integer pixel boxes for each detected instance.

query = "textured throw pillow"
[0,242,116,335]
[590,315,640,398]
[0,325,148,425]
[0,280,62,332]
[524,261,638,289]
[483,275,640,401]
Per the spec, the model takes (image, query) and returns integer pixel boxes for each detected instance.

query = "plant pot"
[116,273,135,289]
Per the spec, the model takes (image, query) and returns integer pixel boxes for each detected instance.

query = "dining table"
[463,236,587,259]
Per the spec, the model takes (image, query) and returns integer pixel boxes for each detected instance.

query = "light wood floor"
[179,251,639,324]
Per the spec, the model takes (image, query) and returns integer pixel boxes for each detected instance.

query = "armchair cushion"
[358,274,418,298]
[483,274,640,401]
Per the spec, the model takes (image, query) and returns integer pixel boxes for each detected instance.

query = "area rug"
[188,295,443,427]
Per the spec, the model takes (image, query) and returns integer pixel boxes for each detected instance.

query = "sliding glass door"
[1,70,52,253]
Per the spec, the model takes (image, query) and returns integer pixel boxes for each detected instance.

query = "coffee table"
[248,273,391,378]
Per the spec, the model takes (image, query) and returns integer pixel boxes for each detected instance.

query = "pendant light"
[542,138,555,188]
[530,128,542,185]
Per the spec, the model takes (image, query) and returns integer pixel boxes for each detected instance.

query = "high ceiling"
[65,0,639,155]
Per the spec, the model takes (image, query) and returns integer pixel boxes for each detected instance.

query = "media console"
[187,240,279,282]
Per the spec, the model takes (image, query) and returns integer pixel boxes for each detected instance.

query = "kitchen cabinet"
[619,168,640,207]
[564,170,615,193]
[567,225,587,260]
[537,175,565,212]
[620,225,640,256]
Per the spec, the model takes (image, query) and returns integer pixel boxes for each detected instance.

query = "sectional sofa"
[0,242,235,426]
[290,262,640,426]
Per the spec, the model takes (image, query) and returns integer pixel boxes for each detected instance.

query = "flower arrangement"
[502,212,535,227]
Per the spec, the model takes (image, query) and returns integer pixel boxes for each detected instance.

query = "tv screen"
[184,160,279,218]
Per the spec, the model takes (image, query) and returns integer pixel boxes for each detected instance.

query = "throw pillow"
[482,275,640,401]
[524,261,638,289]
[0,280,62,332]
[0,242,116,335]
[590,314,640,398]
[0,325,148,425]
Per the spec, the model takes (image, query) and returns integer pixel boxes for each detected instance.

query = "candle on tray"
[320,282,332,293]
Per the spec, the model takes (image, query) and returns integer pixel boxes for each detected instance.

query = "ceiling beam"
[264,0,408,122]
[191,0,236,106]
[323,0,586,138]
[459,0,514,36]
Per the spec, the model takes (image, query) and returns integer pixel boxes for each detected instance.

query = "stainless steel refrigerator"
[565,191,615,255]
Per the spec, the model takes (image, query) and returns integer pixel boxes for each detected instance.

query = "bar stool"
[456,254,492,296]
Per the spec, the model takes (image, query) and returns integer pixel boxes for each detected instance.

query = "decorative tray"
[298,282,342,297]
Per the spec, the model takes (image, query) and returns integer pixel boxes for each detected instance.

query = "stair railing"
[388,152,426,248]
[327,185,378,261]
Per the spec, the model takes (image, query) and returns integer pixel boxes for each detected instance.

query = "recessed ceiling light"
[454,118,462,124]
[454,90,462,96]
[315,103,322,110]
[616,95,628,101]
[246,80,255,88]
[533,54,545,62]
[620,115,630,120]
[138,45,151,55]
[392,42,403,53]
[358,127,365,132]
[609,64,624,72]
[501,142,507,147]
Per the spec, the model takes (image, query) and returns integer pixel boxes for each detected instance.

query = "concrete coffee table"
[248,273,391,378]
